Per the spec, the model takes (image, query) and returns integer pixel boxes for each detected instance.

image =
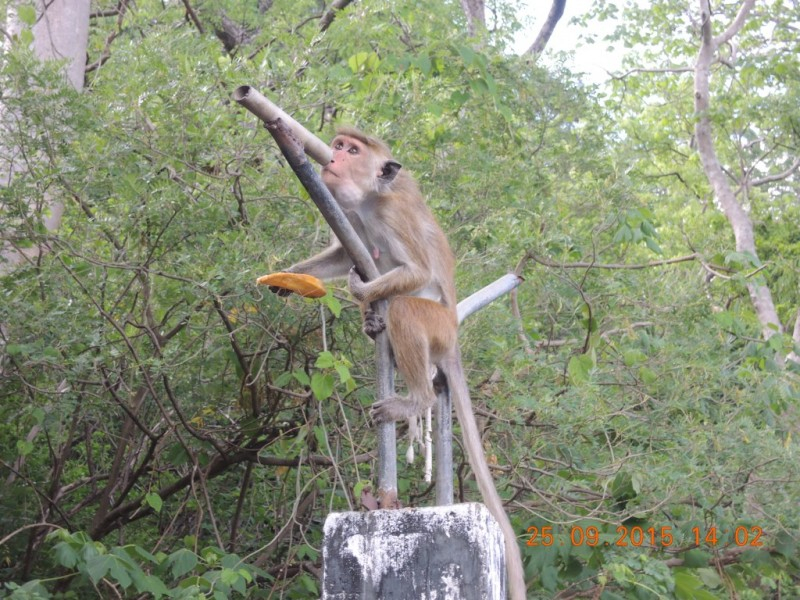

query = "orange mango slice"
[256,272,327,298]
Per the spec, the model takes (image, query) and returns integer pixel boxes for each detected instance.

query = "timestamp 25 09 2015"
[525,525,764,548]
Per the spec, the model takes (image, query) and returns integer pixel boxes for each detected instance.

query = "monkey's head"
[322,127,402,207]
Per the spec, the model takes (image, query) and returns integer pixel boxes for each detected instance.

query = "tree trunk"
[693,0,784,344]
[789,310,800,365]
[460,0,485,37]
[0,0,90,274]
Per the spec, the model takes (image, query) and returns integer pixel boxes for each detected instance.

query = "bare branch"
[319,0,355,33]
[0,522,61,548]
[86,0,130,73]
[529,253,699,270]
[611,66,693,79]
[181,0,205,34]
[748,157,800,187]
[714,0,757,48]
[524,0,566,57]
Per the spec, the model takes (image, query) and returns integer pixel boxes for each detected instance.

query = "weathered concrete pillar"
[322,502,506,599]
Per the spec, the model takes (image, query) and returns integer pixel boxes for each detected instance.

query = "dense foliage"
[1,0,798,598]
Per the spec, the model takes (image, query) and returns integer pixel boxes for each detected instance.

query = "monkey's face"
[322,135,384,207]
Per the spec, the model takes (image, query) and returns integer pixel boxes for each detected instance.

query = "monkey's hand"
[269,285,293,297]
[266,267,296,296]
[362,309,386,338]
[348,266,368,302]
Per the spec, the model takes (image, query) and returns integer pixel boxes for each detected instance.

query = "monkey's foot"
[363,309,386,338]
[371,398,423,445]
[371,396,423,424]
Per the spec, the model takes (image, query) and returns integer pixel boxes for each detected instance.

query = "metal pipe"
[436,273,523,506]
[233,86,333,166]
[261,118,398,509]
[457,273,523,324]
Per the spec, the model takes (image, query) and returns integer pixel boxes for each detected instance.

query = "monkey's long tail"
[441,347,527,600]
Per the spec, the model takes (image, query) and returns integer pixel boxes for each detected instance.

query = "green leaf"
[319,293,342,317]
[18,5,36,25]
[622,349,647,366]
[136,574,170,599]
[311,372,335,400]
[335,363,351,383]
[220,568,239,585]
[540,564,559,591]
[274,371,293,387]
[299,573,318,594]
[774,530,797,558]
[314,425,326,449]
[165,443,190,466]
[645,236,663,254]
[315,351,335,368]
[5,344,25,356]
[611,472,637,501]
[169,548,198,578]
[567,352,596,385]
[457,45,477,67]
[638,366,658,385]
[145,492,163,514]
[16,439,34,457]
[108,555,133,589]
[415,54,432,75]
[347,52,380,73]
[53,541,80,569]
[293,370,310,386]
[85,554,114,583]
[681,548,711,568]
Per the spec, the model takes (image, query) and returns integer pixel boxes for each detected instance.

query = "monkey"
[275,127,526,600]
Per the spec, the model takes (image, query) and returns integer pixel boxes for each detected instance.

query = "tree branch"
[181,0,205,34]
[529,252,699,270]
[748,157,800,187]
[319,0,355,33]
[714,0,756,48]
[694,0,783,343]
[524,0,566,57]
[611,66,693,79]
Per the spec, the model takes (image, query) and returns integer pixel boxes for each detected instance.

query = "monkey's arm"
[287,242,353,281]
[348,261,429,305]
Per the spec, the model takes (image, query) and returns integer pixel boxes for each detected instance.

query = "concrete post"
[322,503,506,599]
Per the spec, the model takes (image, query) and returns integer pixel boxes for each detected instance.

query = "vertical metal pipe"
[434,372,453,505]
[241,113,398,507]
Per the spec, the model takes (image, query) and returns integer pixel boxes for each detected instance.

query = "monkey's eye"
[333,141,344,150]
[348,147,359,155]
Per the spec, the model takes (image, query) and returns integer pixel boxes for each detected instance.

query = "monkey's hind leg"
[370,298,437,432]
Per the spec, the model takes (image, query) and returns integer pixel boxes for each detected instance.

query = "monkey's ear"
[378,160,402,183]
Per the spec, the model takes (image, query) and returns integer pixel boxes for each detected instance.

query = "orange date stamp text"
[525,525,764,549]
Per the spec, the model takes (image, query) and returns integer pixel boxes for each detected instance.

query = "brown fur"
[282,128,526,600]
